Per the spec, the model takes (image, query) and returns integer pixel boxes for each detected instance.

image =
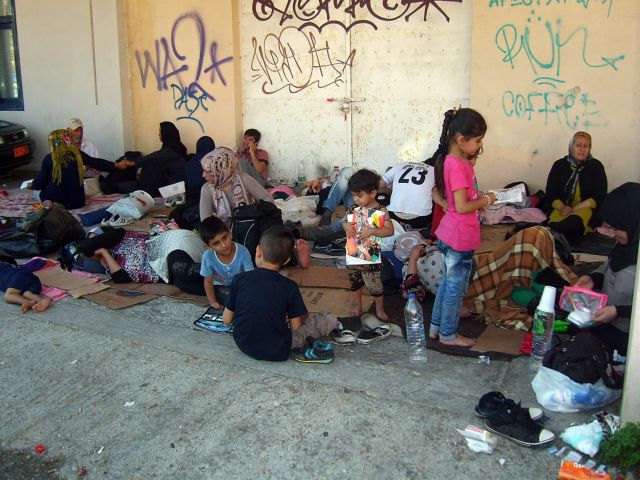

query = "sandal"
[474,391,544,421]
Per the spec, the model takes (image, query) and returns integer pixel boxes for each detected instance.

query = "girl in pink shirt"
[428,108,496,347]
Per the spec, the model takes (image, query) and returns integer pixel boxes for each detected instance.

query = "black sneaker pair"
[474,391,555,447]
[312,240,345,257]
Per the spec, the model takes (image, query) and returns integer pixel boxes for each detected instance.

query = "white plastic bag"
[561,420,603,457]
[107,190,155,220]
[531,366,622,413]
[274,195,320,226]
[380,219,404,252]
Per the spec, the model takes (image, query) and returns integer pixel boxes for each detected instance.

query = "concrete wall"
[124,0,240,156]
[471,0,640,192]
[2,0,130,163]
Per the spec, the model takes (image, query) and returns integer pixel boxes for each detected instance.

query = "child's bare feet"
[32,297,52,313]
[20,300,37,314]
[375,310,389,322]
[439,335,476,347]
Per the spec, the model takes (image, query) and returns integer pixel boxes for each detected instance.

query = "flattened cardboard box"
[300,287,373,317]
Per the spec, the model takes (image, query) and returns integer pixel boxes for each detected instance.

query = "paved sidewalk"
[0,294,606,479]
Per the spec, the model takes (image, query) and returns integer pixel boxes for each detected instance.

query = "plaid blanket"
[465,226,577,329]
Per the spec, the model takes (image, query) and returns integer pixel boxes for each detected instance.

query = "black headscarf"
[160,121,188,158]
[598,182,640,272]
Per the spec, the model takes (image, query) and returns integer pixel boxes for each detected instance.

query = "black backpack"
[543,334,623,389]
[230,200,283,263]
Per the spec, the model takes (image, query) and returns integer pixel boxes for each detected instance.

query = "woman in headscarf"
[544,131,607,244]
[185,136,215,203]
[571,182,640,355]
[31,129,118,209]
[134,121,188,197]
[159,121,188,158]
[198,147,274,225]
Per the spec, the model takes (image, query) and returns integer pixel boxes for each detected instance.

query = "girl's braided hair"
[426,108,487,195]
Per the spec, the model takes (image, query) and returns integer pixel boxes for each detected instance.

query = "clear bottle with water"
[332,165,340,183]
[529,285,556,372]
[405,293,427,364]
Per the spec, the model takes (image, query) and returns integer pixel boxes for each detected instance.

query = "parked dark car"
[0,120,35,173]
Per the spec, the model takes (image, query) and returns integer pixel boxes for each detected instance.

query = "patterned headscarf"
[200,147,238,187]
[200,147,250,224]
[48,129,84,186]
[562,131,592,205]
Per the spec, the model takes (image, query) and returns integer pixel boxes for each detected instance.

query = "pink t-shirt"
[238,149,269,180]
[435,155,481,251]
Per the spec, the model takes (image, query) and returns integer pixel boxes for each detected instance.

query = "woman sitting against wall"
[198,147,274,225]
[544,131,607,244]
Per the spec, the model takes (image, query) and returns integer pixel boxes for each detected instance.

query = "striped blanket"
[465,226,577,329]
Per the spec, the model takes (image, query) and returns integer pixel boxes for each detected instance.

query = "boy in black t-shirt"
[222,226,338,362]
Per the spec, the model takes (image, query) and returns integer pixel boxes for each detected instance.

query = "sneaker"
[330,328,357,344]
[312,242,344,257]
[356,325,392,344]
[295,340,334,364]
[474,391,544,421]
[319,208,333,226]
[484,405,555,447]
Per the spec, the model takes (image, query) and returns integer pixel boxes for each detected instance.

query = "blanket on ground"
[465,226,577,329]
[0,189,124,221]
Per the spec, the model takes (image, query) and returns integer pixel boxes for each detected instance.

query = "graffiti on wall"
[134,12,233,131]
[250,27,356,94]
[490,3,624,128]
[249,0,464,94]
[252,0,463,31]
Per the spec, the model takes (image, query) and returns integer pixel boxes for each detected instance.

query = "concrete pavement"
[0,293,608,479]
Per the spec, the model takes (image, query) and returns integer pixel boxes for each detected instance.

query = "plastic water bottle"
[529,285,556,372]
[405,293,427,364]
[332,165,340,183]
[297,161,306,185]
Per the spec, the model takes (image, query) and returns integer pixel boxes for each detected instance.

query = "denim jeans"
[323,167,354,212]
[429,240,475,340]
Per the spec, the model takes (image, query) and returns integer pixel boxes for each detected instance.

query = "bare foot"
[20,300,37,314]
[376,310,389,322]
[428,334,438,341]
[351,308,362,318]
[32,298,53,313]
[460,306,472,318]
[439,335,476,347]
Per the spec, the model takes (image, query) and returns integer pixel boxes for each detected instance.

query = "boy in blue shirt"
[222,226,338,362]
[199,216,254,309]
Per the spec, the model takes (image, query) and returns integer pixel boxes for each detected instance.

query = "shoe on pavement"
[330,328,357,344]
[295,340,334,364]
[356,325,392,344]
[474,391,544,421]
[484,405,555,447]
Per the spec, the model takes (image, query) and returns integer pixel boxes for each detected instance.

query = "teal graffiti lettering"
[171,82,209,132]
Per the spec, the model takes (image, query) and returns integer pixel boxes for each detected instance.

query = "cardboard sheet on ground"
[477,224,511,254]
[35,267,99,291]
[470,325,524,356]
[124,206,172,232]
[84,288,158,309]
[300,287,373,317]
[103,282,209,306]
[282,266,349,289]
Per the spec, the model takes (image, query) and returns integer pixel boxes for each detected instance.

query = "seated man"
[237,128,269,188]
[68,118,105,178]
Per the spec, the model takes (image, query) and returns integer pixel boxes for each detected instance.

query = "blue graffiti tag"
[495,19,624,75]
[134,12,233,131]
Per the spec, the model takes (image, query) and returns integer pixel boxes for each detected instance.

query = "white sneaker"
[331,328,357,344]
